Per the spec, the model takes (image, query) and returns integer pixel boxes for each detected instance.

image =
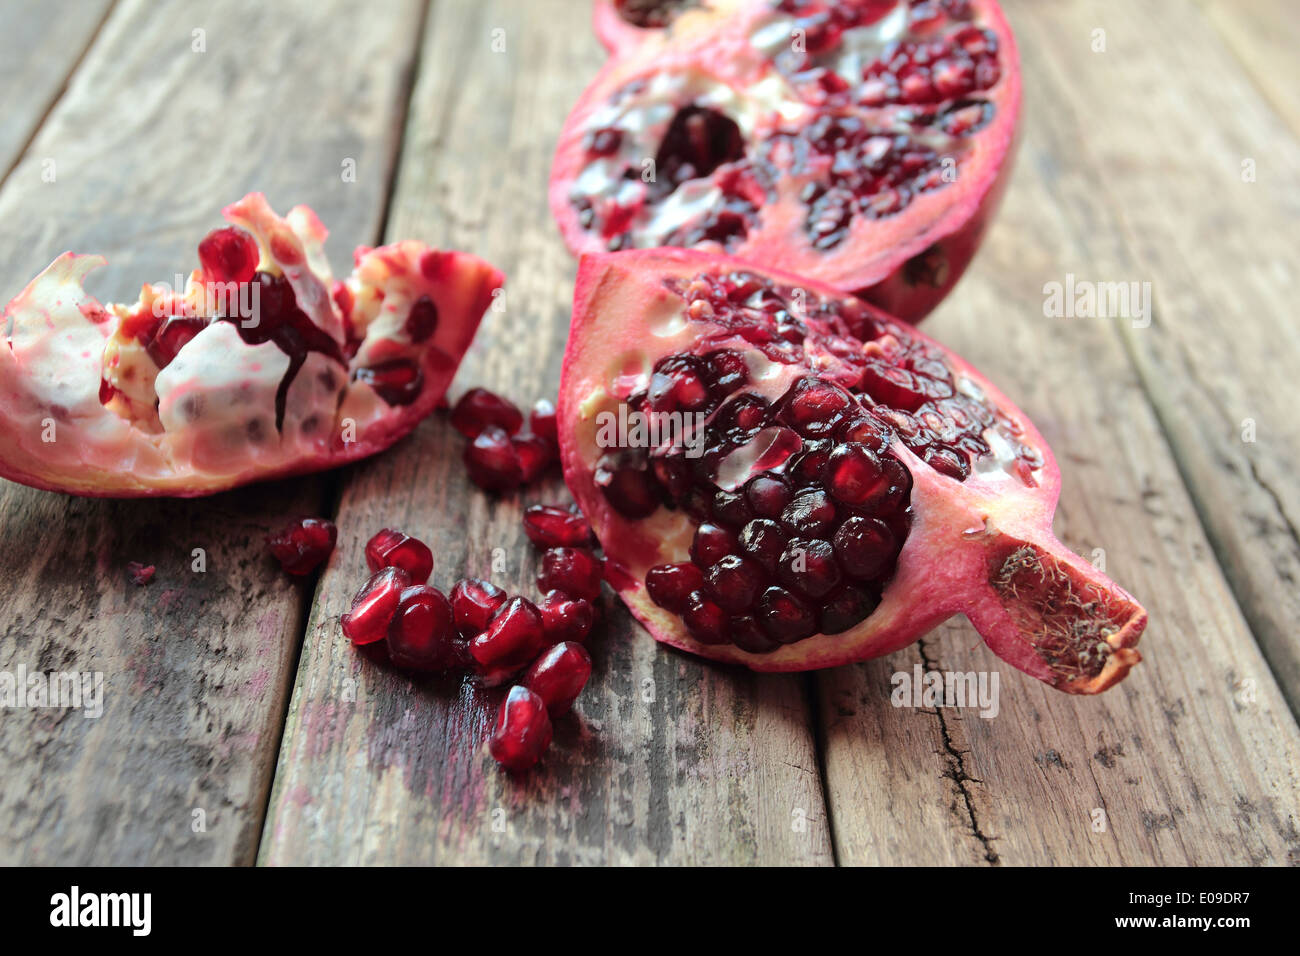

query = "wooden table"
[1,0,1297,866]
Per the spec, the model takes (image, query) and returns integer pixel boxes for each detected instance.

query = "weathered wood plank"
[259,0,833,866]
[0,0,423,865]
[0,0,113,180]
[1201,0,1300,137]
[821,0,1300,864]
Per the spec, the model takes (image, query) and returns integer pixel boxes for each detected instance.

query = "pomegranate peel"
[557,249,1145,694]
[0,193,503,497]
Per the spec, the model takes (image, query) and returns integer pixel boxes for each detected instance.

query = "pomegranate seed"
[523,642,593,715]
[729,613,781,653]
[645,562,705,613]
[537,547,603,601]
[924,444,970,481]
[523,505,593,548]
[489,686,553,772]
[586,126,623,156]
[127,562,155,586]
[529,399,558,442]
[836,414,891,453]
[464,425,523,491]
[689,522,740,568]
[594,455,661,517]
[450,387,523,437]
[355,358,423,406]
[364,528,433,583]
[820,584,879,634]
[711,488,753,527]
[386,584,458,671]
[342,567,411,645]
[757,586,817,644]
[703,349,750,395]
[197,226,259,285]
[744,474,792,518]
[265,517,337,576]
[738,518,788,573]
[451,578,508,636]
[470,596,547,673]
[404,294,439,343]
[777,538,842,600]
[538,590,595,644]
[823,442,887,507]
[780,377,854,437]
[682,590,730,644]
[705,554,767,612]
[780,489,837,537]
[832,516,896,579]
[146,315,207,368]
[513,434,556,483]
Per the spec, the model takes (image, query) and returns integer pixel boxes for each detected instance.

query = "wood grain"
[1201,0,1300,137]
[821,0,1300,865]
[258,0,833,866]
[0,0,423,865]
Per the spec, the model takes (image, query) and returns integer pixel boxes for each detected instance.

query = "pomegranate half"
[556,0,1020,321]
[0,194,503,497]
[558,249,1145,694]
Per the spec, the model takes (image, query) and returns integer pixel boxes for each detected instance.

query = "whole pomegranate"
[0,193,503,497]
[554,0,1020,321]
[557,249,1145,694]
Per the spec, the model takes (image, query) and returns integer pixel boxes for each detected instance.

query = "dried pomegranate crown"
[0,193,503,497]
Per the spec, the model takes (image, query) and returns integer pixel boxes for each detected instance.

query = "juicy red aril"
[647,354,712,413]
[690,522,740,568]
[837,414,891,453]
[539,590,595,644]
[858,360,952,412]
[711,488,752,527]
[645,562,705,613]
[705,554,767,612]
[780,489,836,537]
[514,434,556,483]
[682,590,730,644]
[470,596,547,673]
[198,226,259,285]
[738,518,788,573]
[529,399,558,442]
[386,584,458,671]
[819,584,879,635]
[757,586,817,644]
[489,686,553,773]
[729,614,781,654]
[586,126,623,156]
[354,358,423,406]
[703,348,750,395]
[777,537,842,600]
[266,517,337,576]
[924,444,971,481]
[779,377,855,437]
[537,547,604,601]
[823,442,887,507]
[464,425,523,491]
[451,387,524,438]
[833,515,896,580]
[523,642,593,715]
[712,393,771,437]
[404,294,439,343]
[523,505,594,548]
[451,578,508,636]
[342,567,412,645]
[364,528,434,584]
[146,315,207,368]
[744,474,792,518]
[595,453,661,518]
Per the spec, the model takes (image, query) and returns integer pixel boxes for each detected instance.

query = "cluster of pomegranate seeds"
[365,528,434,583]
[453,389,560,492]
[388,584,459,671]
[197,226,260,285]
[341,566,412,645]
[266,517,338,576]
[523,504,594,548]
[126,561,156,586]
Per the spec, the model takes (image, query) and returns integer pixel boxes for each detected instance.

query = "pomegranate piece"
[387,584,459,671]
[536,547,604,601]
[464,425,523,491]
[469,596,547,675]
[127,561,156,586]
[451,578,508,636]
[529,399,559,442]
[556,250,1146,695]
[523,642,594,715]
[0,193,503,498]
[266,517,338,576]
[558,0,1022,321]
[342,567,412,645]
[489,685,554,772]
[364,527,433,583]
[451,387,524,438]
[539,590,596,644]
[523,504,594,548]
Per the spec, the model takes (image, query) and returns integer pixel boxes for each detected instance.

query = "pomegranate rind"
[0,195,503,497]
[558,249,1145,693]
[555,0,1022,322]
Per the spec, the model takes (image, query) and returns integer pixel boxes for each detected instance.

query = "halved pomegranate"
[555,0,1020,321]
[0,193,503,497]
[557,249,1145,693]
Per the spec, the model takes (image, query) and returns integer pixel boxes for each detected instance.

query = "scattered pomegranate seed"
[364,528,434,583]
[341,567,411,645]
[489,686,553,772]
[464,425,523,491]
[451,387,524,438]
[522,504,593,548]
[126,562,155,586]
[513,434,556,483]
[536,547,604,601]
[645,562,705,613]
[451,578,508,636]
[197,226,259,285]
[266,517,337,576]
[469,596,547,674]
[523,642,593,715]
[538,590,595,644]
[529,399,558,442]
[386,584,458,671]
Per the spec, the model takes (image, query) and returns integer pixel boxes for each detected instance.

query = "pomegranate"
[364,528,434,583]
[451,578,508,637]
[386,584,459,671]
[523,642,594,715]
[538,590,596,644]
[556,249,1146,694]
[553,0,1020,321]
[489,686,554,772]
[0,193,503,497]
[267,517,338,576]
[342,567,412,645]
